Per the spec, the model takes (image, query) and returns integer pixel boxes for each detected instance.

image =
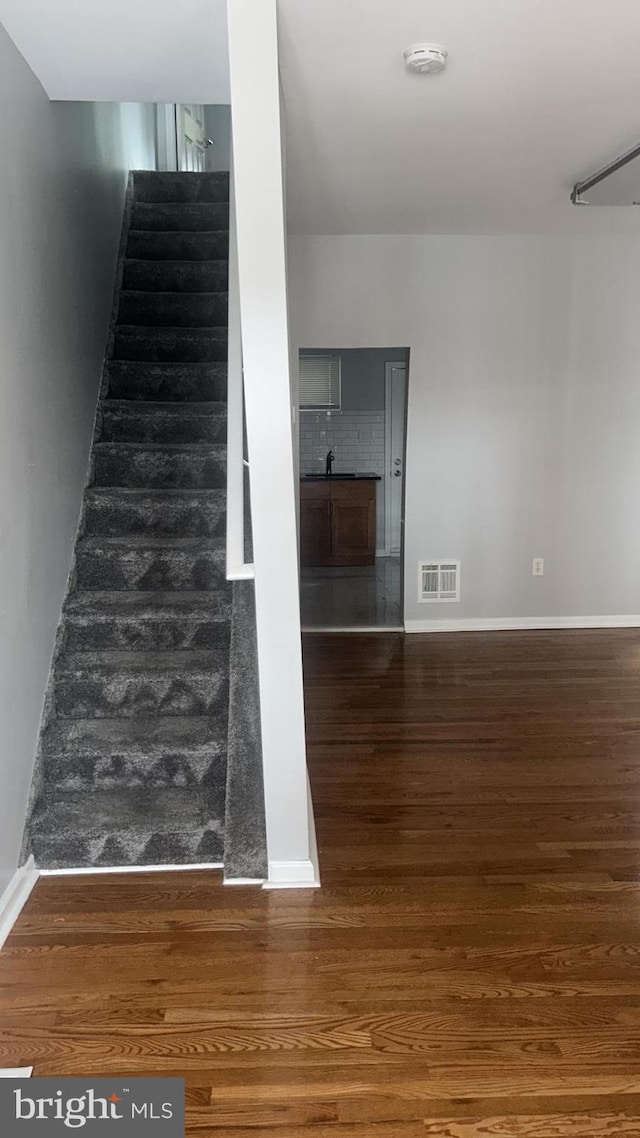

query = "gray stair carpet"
[25,171,237,869]
[224,580,268,881]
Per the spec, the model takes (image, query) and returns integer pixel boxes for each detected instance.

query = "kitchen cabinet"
[300,478,377,567]
[300,481,332,565]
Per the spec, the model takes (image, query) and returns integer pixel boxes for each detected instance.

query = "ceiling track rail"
[571,141,640,204]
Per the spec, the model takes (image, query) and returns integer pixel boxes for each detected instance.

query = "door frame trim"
[384,361,407,557]
[156,104,178,171]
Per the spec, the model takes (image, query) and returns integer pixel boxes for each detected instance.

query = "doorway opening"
[298,348,409,630]
[155,104,231,172]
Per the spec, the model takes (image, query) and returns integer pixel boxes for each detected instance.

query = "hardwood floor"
[4,629,640,1135]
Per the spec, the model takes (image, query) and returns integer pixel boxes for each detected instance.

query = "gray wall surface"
[288,233,640,627]
[204,104,231,171]
[0,23,156,898]
[300,347,408,411]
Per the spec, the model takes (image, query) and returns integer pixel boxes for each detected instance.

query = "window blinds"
[299,354,341,409]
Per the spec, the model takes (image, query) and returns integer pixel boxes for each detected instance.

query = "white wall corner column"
[227,0,318,888]
[155,104,178,171]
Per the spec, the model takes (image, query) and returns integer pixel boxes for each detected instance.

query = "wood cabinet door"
[330,481,376,566]
[300,483,332,566]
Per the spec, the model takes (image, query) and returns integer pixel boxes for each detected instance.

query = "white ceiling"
[277,0,640,234]
[0,0,229,103]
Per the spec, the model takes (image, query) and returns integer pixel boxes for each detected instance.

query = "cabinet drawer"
[300,481,331,502]
[328,480,375,503]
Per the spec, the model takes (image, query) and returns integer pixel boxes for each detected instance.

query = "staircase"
[26,172,235,869]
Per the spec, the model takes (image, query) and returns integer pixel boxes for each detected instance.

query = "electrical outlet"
[532,558,544,576]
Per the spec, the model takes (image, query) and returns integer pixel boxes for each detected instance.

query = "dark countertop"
[301,473,382,482]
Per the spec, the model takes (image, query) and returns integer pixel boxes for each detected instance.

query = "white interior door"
[385,362,407,556]
[176,104,209,171]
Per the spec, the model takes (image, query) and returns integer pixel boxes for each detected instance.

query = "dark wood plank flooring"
[4,629,640,1135]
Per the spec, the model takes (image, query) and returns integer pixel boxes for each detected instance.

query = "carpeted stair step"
[93,442,226,489]
[74,536,226,591]
[127,231,228,261]
[40,717,227,792]
[55,649,229,719]
[114,326,227,363]
[100,402,226,445]
[63,591,230,652]
[122,259,228,293]
[224,580,268,881]
[22,169,243,876]
[131,201,229,232]
[83,488,226,538]
[29,787,225,869]
[106,361,227,402]
[132,171,229,204]
[118,291,228,329]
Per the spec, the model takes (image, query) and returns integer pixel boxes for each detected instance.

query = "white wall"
[228,0,315,885]
[0,1,230,103]
[0,23,156,898]
[288,234,640,628]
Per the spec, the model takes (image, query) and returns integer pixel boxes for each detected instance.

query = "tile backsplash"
[299,411,386,550]
[299,410,385,476]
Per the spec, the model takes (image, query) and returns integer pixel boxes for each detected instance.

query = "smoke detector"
[403,43,448,75]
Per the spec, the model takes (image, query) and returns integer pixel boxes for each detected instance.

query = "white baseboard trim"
[0,857,39,950]
[405,615,640,634]
[264,774,321,890]
[40,862,223,877]
[302,626,404,633]
[264,860,320,889]
[224,877,265,886]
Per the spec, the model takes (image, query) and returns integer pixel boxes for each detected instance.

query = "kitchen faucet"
[325,449,334,476]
